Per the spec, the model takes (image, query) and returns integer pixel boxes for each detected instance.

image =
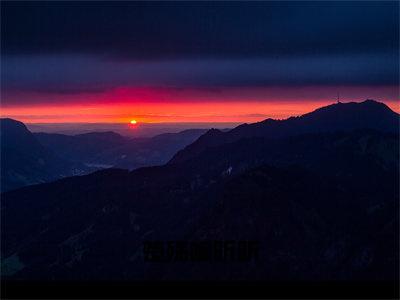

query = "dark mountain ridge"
[170,100,399,164]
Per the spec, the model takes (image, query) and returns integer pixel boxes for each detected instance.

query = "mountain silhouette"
[1,118,208,191]
[1,101,398,281]
[34,131,128,162]
[170,100,399,164]
[0,118,93,192]
[35,129,208,169]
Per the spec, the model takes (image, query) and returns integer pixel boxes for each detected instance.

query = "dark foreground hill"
[1,100,399,280]
[0,119,92,192]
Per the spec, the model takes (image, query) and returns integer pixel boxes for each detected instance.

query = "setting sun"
[130,120,137,124]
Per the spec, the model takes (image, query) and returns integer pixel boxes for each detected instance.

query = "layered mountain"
[170,100,399,164]
[1,100,399,281]
[0,119,93,192]
[34,131,127,163]
[35,129,207,169]
[1,118,207,191]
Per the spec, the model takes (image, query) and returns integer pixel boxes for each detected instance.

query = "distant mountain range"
[0,118,94,192]
[0,119,207,192]
[1,100,399,281]
[35,129,208,169]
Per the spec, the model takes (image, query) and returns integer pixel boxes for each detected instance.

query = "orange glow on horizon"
[1,99,399,124]
[1,85,398,124]
[0,101,331,124]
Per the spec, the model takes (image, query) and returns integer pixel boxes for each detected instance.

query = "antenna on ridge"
[336,92,341,104]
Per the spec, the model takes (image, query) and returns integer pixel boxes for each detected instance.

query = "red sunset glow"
[1,86,398,124]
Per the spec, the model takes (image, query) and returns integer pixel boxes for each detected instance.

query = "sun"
[130,120,137,124]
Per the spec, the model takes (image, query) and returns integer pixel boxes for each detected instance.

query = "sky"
[1,1,399,124]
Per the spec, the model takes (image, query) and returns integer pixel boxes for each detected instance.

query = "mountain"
[170,100,399,164]
[0,118,93,192]
[35,129,208,169]
[1,118,206,191]
[34,131,127,163]
[1,130,397,280]
[94,129,208,169]
[1,100,398,281]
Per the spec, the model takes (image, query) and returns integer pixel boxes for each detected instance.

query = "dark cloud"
[1,1,398,102]
[1,53,398,96]
[1,1,398,58]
